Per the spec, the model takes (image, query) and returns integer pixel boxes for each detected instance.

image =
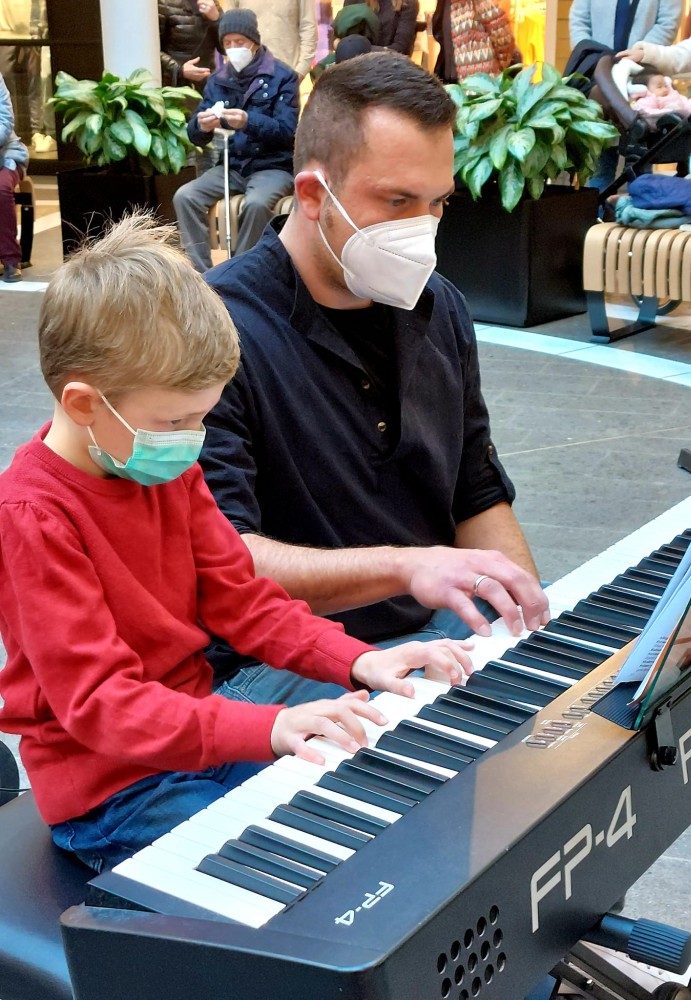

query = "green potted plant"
[52,68,201,256]
[436,62,620,327]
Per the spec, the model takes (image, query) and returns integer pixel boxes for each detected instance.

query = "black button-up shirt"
[202,222,515,678]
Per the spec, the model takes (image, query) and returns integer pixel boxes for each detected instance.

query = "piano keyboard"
[90,498,691,930]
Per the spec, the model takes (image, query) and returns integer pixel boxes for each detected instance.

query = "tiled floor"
[1,182,690,952]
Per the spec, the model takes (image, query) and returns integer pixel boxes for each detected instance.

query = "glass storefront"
[0,0,55,161]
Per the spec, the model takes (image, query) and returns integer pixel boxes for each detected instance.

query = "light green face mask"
[87,395,206,486]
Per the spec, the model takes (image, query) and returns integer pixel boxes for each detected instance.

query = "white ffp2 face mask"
[314,170,439,311]
[226,47,253,72]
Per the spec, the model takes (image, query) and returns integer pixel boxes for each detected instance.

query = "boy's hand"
[270,690,387,765]
[351,639,474,698]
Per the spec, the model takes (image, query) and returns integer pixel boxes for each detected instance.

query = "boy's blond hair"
[39,213,239,399]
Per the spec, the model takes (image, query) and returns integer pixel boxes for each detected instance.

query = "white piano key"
[152,829,218,864]
[408,713,498,750]
[112,848,283,926]
[488,659,578,687]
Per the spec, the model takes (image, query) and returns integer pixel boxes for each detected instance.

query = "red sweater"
[0,428,372,824]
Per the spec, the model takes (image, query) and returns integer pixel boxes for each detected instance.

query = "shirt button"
[488,444,494,456]
[377,421,387,433]
[361,379,371,390]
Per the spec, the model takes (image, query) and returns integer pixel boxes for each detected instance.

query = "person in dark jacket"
[158,0,223,90]
[344,0,420,55]
[173,9,298,271]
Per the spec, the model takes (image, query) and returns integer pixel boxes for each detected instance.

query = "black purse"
[564,0,643,95]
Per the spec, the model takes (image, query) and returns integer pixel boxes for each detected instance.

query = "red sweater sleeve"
[187,465,375,683]
[0,500,282,769]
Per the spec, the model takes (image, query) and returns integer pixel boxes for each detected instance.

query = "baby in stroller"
[631,71,691,120]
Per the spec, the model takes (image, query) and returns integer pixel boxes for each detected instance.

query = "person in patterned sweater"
[432,0,516,83]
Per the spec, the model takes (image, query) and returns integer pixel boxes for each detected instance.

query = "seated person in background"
[0,70,29,283]
[631,70,691,118]
[173,9,298,271]
[310,4,380,82]
[344,0,420,56]
[222,0,318,82]
[200,53,550,708]
[0,213,474,873]
[158,0,223,89]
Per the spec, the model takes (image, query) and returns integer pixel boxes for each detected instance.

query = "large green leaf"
[516,80,554,122]
[527,174,546,199]
[468,97,503,122]
[511,64,536,108]
[467,156,494,199]
[166,134,186,174]
[127,67,156,87]
[124,109,152,156]
[460,73,501,97]
[507,126,536,161]
[109,118,134,145]
[103,129,128,162]
[498,158,525,211]
[489,124,512,169]
[60,109,91,141]
[569,119,619,141]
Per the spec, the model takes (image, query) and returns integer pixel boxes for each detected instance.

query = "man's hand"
[617,44,645,62]
[351,638,474,696]
[196,108,223,132]
[197,0,220,21]
[221,108,248,130]
[270,690,387,765]
[403,546,550,638]
[183,56,211,83]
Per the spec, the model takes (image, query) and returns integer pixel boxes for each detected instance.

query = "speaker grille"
[436,905,506,998]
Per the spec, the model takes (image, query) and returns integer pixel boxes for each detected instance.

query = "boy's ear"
[61,382,102,427]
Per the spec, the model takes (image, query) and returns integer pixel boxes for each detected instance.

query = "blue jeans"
[214,601,497,707]
[51,761,267,872]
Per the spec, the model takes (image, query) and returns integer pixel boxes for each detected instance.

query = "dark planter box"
[57,166,195,257]
[435,185,599,327]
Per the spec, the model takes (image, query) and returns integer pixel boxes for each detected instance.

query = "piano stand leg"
[551,942,659,999]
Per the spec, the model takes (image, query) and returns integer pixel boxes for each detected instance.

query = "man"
[158,0,223,90]
[173,9,298,270]
[224,0,318,81]
[201,52,550,706]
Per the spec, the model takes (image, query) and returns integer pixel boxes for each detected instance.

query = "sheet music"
[613,542,691,704]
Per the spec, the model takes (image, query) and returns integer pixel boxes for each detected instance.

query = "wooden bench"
[583,221,691,343]
[14,176,34,267]
[208,194,294,262]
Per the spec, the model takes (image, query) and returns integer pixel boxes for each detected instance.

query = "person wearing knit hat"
[217,9,261,46]
[222,1,318,81]
[173,8,298,270]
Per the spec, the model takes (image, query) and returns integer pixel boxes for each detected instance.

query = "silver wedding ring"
[472,574,490,596]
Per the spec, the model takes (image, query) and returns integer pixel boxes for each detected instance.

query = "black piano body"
[60,652,691,1000]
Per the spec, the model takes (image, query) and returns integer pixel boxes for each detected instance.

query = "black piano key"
[656,543,686,562]
[519,632,606,665]
[318,771,417,814]
[269,804,372,852]
[481,661,571,698]
[352,747,447,794]
[466,670,553,709]
[217,839,322,890]
[196,854,303,904]
[394,718,484,759]
[572,598,649,630]
[290,789,391,837]
[375,730,473,772]
[417,703,504,747]
[666,533,691,553]
[239,825,340,873]
[335,760,429,804]
[500,645,593,679]
[543,611,637,648]
[442,686,536,724]
[596,585,659,614]
[610,570,667,599]
[637,556,676,576]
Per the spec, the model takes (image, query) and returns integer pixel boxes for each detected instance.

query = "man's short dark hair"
[294,52,456,183]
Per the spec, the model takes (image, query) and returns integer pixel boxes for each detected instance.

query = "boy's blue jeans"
[215,602,498,707]
[51,761,266,873]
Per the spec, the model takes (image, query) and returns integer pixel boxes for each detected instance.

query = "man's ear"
[294,170,328,221]
[61,382,102,427]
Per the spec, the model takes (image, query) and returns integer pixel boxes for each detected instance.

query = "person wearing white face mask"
[199,52,550,711]
[173,10,298,270]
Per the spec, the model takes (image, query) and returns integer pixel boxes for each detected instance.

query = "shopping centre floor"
[1,179,690,946]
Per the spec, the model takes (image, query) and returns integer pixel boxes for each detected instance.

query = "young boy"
[0,214,472,873]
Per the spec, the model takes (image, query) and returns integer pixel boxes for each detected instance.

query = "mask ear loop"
[100,394,137,436]
[313,170,374,244]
